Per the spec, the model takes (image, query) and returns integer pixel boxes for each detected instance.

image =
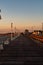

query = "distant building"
[33,30,43,36]
[32,30,39,35]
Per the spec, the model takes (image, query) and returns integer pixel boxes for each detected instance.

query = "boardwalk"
[0,34,43,65]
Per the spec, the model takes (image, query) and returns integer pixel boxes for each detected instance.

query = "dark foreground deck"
[0,35,43,65]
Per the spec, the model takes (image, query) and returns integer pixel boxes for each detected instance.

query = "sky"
[0,0,43,33]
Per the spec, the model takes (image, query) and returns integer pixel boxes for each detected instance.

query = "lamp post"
[42,23,43,31]
[0,9,3,50]
[11,22,13,40]
[0,9,1,20]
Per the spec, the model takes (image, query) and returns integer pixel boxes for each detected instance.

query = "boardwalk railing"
[30,34,43,43]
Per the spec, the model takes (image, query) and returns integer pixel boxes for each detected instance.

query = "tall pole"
[0,9,3,50]
[11,22,13,40]
[42,23,43,31]
[0,9,1,20]
[31,26,33,32]
[15,27,16,33]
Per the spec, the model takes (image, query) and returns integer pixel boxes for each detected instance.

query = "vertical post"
[31,26,33,32]
[0,9,3,50]
[42,23,43,31]
[15,26,16,35]
[0,9,1,20]
[11,22,13,40]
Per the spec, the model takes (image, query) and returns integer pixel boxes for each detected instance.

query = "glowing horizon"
[0,0,43,33]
